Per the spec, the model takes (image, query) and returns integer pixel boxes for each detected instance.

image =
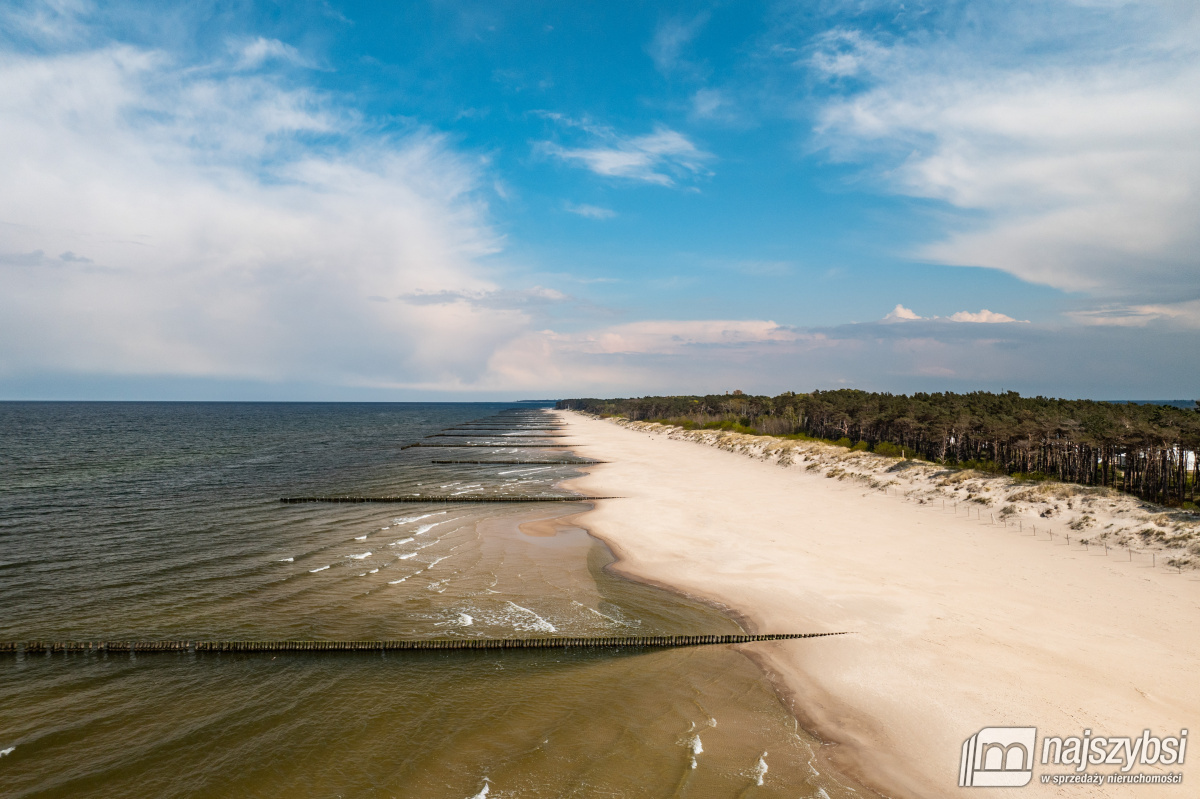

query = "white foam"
[399,552,417,560]
[504,601,557,633]
[279,557,294,563]
[350,551,372,560]
[458,613,473,626]
[753,753,769,786]
[388,577,408,584]
[390,537,415,546]
[428,555,449,568]
[467,778,489,799]
[691,736,703,755]
[355,535,368,541]
[309,565,329,573]
[391,512,445,525]
[0,746,13,758]
[573,601,626,626]
[368,568,378,574]
[497,466,552,476]
[413,523,437,536]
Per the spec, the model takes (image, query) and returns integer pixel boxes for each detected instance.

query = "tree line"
[557,391,1200,506]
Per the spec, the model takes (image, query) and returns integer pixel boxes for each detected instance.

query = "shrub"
[851,441,869,451]
[873,441,904,458]
[834,437,852,448]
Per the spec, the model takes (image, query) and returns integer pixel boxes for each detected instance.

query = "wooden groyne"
[429,460,606,465]
[450,424,562,428]
[427,434,572,438]
[402,443,574,449]
[280,495,613,504]
[2,633,845,655]
[449,425,562,429]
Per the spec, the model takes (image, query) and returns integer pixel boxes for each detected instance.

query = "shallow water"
[0,402,863,797]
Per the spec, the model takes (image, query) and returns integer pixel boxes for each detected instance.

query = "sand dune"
[557,410,1199,798]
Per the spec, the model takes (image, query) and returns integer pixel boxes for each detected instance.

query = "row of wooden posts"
[1,633,843,655]
[279,495,614,504]
[429,460,606,465]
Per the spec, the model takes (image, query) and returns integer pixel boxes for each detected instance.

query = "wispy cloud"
[1067,299,1200,329]
[809,3,1200,303]
[647,13,710,75]
[564,202,616,219]
[540,123,712,186]
[233,37,311,70]
[399,287,570,311]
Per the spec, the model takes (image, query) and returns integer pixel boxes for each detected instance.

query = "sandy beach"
[556,410,1200,798]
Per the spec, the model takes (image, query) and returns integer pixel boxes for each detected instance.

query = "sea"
[0,402,863,798]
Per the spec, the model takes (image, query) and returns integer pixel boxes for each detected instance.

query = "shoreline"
[554,409,1200,798]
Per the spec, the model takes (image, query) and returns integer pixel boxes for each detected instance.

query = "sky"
[2,0,1198,401]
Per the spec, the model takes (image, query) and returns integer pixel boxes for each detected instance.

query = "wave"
[278,557,294,563]
[0,746,13,758]
[389,537,415,546]
[497,466,552,475]
[388,577,408,584]
[398,552,417,560]
[572,600,629,627]
[355,535,367,541]
[504,601,557,633]
[753,753,768,786]
[467,778,489,799]
[392,511,446,525]
[349,552,372,560]
[688,734,703,769]
[309,566,330,573]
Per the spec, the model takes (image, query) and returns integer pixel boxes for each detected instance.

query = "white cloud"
[808,28,888,78]
[234,37,310,70]
[541,124,712,186]
[947,309,1021,324]
[0,41,531,389]
[882,305,1025,323]
[557,319,802,355]
[883,304,923,322]
[811,5,1200,303]
[564,202,616,219]
[647,13,709,74]
[483,319,824,394]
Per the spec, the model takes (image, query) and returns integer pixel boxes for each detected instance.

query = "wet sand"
[558,410,1200,798]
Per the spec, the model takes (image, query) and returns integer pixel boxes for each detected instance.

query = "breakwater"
[1,633,844,655]
[402,443,575,448]
[279,494,613,503]
[428,434,572,438]
[429,460,607,465]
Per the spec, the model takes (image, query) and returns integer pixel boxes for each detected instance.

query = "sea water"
[0,402,864,797]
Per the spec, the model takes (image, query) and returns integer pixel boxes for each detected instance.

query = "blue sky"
[2,0,1198,400]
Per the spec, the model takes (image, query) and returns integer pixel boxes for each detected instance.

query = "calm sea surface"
[0,402,862,798]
